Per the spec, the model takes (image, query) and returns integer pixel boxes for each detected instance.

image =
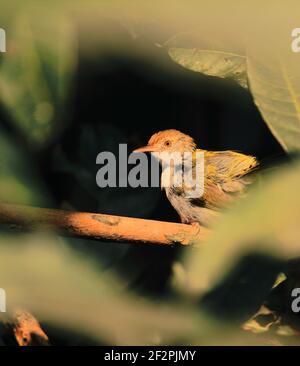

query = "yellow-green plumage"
[165,149,258,226]
[201,149,258,210]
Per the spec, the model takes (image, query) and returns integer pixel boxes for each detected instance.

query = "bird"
[133,129,258,227]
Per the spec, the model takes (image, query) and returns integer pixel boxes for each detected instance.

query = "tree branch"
[13,309,50,346]
[0,204,209,246]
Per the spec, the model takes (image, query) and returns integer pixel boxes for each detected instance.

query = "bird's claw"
[190,221,201,235]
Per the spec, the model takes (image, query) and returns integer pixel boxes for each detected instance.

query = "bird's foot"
[189,221,201,235]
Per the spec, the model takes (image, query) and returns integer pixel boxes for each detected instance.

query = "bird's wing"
[190,150,258,210]
[203,150,258,179]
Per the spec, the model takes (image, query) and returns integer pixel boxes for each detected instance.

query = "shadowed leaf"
[0,14,76,148]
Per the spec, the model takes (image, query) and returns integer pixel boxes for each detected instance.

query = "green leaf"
[247,55,300,152]
[0,14,76,149]
[0,236,213,345]
[168,48,247,88]
[184,160,300,295]
[0,129,46,206]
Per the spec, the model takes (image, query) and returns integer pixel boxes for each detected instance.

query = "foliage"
[0,13,76,149]
[168,46,300,153]
[0,0,300,346]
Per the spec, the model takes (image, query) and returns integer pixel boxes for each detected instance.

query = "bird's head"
[133,129,196,155]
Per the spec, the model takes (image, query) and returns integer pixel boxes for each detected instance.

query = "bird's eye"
[164,140,171,147]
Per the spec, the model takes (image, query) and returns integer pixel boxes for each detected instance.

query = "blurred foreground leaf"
[168,48,247,88]
[184,160,300,294]
[2,234,296,345]
[0,235,212,345]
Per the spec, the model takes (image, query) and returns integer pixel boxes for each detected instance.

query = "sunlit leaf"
[248,54,300,152]
[168,48,247,88]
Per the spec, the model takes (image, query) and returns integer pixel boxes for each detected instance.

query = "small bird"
[134,129,258,227]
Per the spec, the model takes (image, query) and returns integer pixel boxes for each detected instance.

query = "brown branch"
[13,309,50,346]
[0,203,209,246]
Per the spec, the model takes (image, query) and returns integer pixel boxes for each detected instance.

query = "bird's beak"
[133,145,158,153]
